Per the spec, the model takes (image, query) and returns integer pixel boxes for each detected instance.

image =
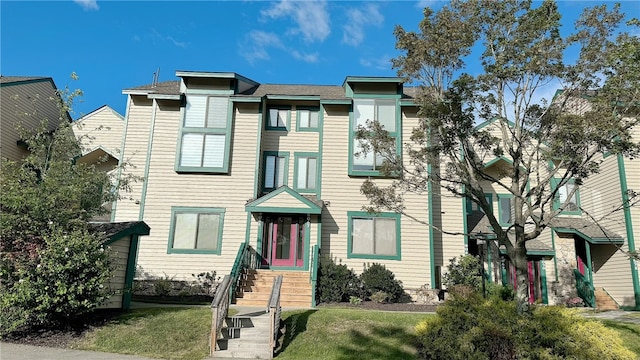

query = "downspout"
[617,154,640,309]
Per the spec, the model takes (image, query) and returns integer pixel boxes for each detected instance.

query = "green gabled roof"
[245,186,323,214]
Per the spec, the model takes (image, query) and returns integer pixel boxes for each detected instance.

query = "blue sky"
[2,1,638,118]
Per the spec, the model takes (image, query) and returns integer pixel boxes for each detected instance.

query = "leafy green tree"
[358,1,640,313]
[0,74,118,334]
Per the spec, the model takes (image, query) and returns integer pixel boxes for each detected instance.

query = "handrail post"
[210,275,231,356]
[268,275,283,357]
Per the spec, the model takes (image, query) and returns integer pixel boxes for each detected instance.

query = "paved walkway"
[0,343,159,360]
[580,310,640,324]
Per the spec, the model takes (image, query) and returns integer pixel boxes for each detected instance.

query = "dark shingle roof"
[0,76,50,85]
[467,211,553,253]
[549,217,622,241]
[124,80,180,94]
[90,221,150,240]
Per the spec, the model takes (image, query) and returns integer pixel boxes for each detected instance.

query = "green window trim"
[295,106,321,132]
[551,178,581,215]
[466,194,494,214]
[347,211,401,260]
[262,151,289,194]
[348,99,402,177]
[293,152,319,194]
[175,95,233,174]
[167,207,225,255]
[266,106,291,131]
[497,194,514,227]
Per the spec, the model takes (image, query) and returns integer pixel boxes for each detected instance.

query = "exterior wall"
[131,100,260,279]
[98,236,130,309]
[549,232,579,303]
[1,79,62,164]
[73,106,124,156]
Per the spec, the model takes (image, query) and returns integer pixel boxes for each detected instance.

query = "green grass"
[73,307,236,360]
[276,308,430,360]
[599,320,640,356]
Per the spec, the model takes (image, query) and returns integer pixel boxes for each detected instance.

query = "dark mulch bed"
[3,309,124,348]
[317,301,439,312]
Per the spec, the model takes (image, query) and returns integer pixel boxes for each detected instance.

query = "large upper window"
[263,152,289,193]
[168,207,225,254]
[347,211,401,260]
[267,107,290,130]
[553,179,581,214]
[176,95,231,173]
[294,153,318,193]
[350,99,399,176]
[497,194,513,226]
[296,107,320,132]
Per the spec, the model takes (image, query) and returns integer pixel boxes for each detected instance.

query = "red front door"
[264,216,305,268]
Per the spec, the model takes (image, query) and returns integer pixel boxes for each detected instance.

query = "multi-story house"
[110,71,638,310]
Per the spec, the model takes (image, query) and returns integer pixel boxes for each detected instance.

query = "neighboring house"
[0,76,67,165]
[73,105,125,221]
[110,71,638,310]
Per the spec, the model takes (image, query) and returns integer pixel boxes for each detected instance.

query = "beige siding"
[73,106,124,156]
[133,101,259,279]
[319,104,432,290]
[98,236,130,309]
[114,96,153,222]
[1,80,62,164]
[259,192,313,209]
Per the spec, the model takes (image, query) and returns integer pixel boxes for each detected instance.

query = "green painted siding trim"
[265,106,291,131]
[427,163,436,288]
[346,211,402,261]
[348,99,402,177]
[261,151,290,193]
[304,220,311,271]
[526,250,555,257]
[112,96,133,221]
[167,207,226,255]
[317,105,324,198]
[230,97,262,103]
[266,95,320,101]
[474,117,516,131]
[399,99,416,106]
[138,99,158,221]
[102,222,151,246]
[122,234,140,310]
[320,99,351,105]
[541,261,549,304]
[351,93,402,99]
[245,206,322,215]
[551,227,623,245]
[293,152,320,195]
[185,89,234,95]
[551,230,559,282]
[252,102,264,198]
[174,96,233,174]
[343,76,404,84]
[462,188,469,253]
[256,219,264,259]
[487,244,493,283]
[585,241,593,283]
[244,212,252,245]
[617,154,640,309]
[245,185,323,214]
[295,106,321,132]
[0,77,52,87]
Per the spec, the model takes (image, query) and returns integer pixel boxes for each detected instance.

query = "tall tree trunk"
[514,239,531,315]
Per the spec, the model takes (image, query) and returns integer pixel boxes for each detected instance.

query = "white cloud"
[292,50,319,63]
[342,4,384,47]
[150,28,188,48]
[261,0,331,43]
[74,0,99,11]
[239,30,285,65]
[360,54,391,70]
[167,36,187,48]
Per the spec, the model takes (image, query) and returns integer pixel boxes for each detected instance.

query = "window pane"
[206,97,228,128]
[184,96,206,127]
[376,100,396,132]
[307,158,317,189]
[173,213,197,249]
[276,156,286,187]
[180,133,204,167]
[203,135,225,168]
[499,197,512,224]
[353,139,374,171]
[354,100,375,130]
[297,158,307,189]
[278,110,287,127]
[375,218,397,256]
[265,156,276,188]
[299,110,310,128]
[269,109,279,127]
[309,111,319,128]
[196,214,219,250]
[352,218,374,254]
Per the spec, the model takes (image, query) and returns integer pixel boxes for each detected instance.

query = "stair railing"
[310,244,320,307]
[573,269,595,307]
[267,275,283,355]
[229,243,261,302]
[210,275,231,355]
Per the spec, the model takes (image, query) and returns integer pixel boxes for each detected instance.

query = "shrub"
[442,255,481,290]
[0,226,114,336]
[415,291,635,360]
[370,291,389,303]
[349,296,362,306]
[359,263,407,303]
[317,258,362,303]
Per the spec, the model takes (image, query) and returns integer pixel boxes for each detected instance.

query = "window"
[263,152,289,192]
[497,194,513,226]
[168,207,225,254]
[350,99,400,176]
[553,179,581,214]
[294,153,318,193]
[176,95,231,173]
[466,194,493,214]
[347,212,401,260]
[267,107,290,130]
[296,107,320,131]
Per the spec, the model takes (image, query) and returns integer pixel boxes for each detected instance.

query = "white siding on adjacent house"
[73,106,124,156]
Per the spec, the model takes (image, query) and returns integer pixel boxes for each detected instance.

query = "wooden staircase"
[595,288,619,310]
[234,269,312,308]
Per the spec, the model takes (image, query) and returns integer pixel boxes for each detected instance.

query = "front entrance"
[262,215,305,268]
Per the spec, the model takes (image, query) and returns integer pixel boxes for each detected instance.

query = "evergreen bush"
[316,258,362,303]
[359,263,408,303]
